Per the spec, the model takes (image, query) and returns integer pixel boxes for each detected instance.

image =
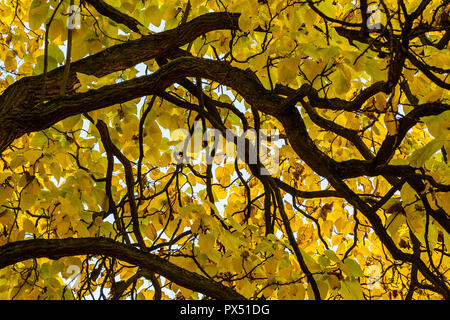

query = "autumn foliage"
[0,0,449,300]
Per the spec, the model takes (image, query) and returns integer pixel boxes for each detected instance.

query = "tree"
[0,0,449,300]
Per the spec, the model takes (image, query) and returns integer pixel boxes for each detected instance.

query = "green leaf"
[28,0,49,30]
[343,258,364,278]
[318,256,330,267]
[35,55,58,74]
[238,14,253,33]
[40,262,51,279]
[339,279,364,300]
[226,213,243,233]
[409,137,445,167]
[421,110,450,138]
[386,213,407,236]
[324,249,340,262]
[48,43,65,64]
[30,132,48,148]
[317,1,336,17]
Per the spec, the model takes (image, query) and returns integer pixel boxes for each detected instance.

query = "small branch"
[84,0,145,33]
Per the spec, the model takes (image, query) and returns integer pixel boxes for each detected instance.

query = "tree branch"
[0,237,246,300]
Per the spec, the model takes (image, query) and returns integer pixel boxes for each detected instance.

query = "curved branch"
[0,12,240,115]
[0,237,245,300]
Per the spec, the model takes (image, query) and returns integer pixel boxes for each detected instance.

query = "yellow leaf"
[28,0,49,30]
[62,115,82,131]
[145,6,162,27]
[0,188,13,208]
[21,193,36,211]
[198,233,215,253]
[334,66,351,95]
[144,223,157,241]
[277,57,300,85]
[57,220,71,236]
[317,1,336,17]
[158,152,171,167]
[238,14,253,33]
[23,150,43,164]
[22,218,36,234]
[264,257,278,276]
[339,279,363,300]
[409,136,445,167]
[4,52,17,72]
[0,209,14,226]
[301,59,326,82]
[423,88,443,103]
[301,7,318,29]
[374,93,387,111]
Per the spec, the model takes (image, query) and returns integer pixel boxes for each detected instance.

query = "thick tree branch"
[0,12,240,113]
[0,237,246,300]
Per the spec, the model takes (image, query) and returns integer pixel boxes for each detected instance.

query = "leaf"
[421,110,450,138]
[343,259,364,278]
[23,149,42,163]
[317,1,336,17]
[277,57,299,84]
[20,193,36,211]
[340,279,364,300]
[30,132,48,148]
[318,256,330,267]
[0,173,11,184]
[0,211,12,231]
[409,136,445,167]
[35,55,58,74]
[423,88,443,103]
[29,0,50,30]
[0,187,14,207]
[48,43,65,64]
[238,14,253,33]
[56,220,71,236]
[226,213,243,233]
[294,283,306,300]
[198,233,215,253]
[40,262,51,279]
[301,59,326,82]
[333,66,351,95]
[324,250,340,262]
[386,213,407,236]
[48,18,65,41]
[62,114,82,130]
[4,52,17,72]
[145,5,162,27]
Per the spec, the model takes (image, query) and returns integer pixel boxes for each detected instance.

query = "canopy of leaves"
[0,0,449,300]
